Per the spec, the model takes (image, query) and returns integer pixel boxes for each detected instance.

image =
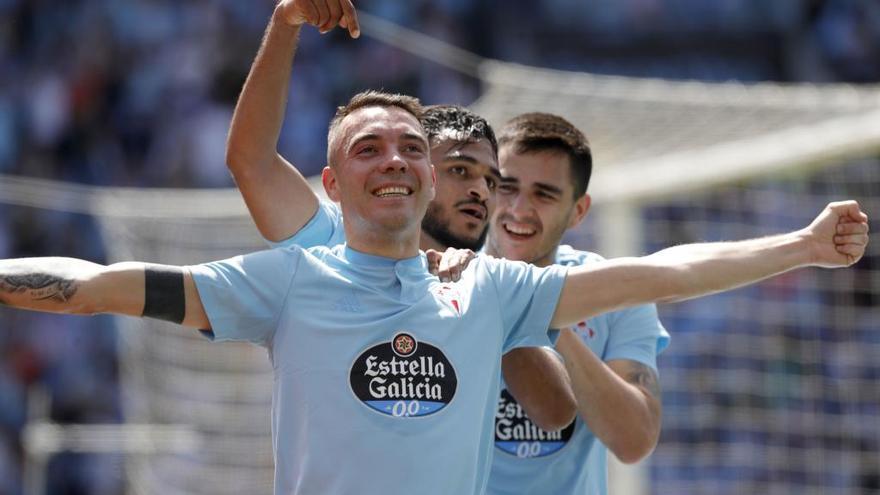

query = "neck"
[346,226,422,259]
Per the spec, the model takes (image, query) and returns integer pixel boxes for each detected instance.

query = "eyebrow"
[347,132,428,152]
[534,182,564,196]
[444,155,502,178]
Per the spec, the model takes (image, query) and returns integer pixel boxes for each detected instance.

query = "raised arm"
[552,200,870,328]
[0,258,209,329]
[225,0,359,242]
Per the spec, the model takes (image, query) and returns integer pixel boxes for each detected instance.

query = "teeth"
[374,186,411,197]
[505,224,536,236]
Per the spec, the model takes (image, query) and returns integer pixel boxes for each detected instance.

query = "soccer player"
[225,0,576,430]
[485,113,667,494]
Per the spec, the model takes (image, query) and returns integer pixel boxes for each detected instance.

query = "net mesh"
[564,157,880,495]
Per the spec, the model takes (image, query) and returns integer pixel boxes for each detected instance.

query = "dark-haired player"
[485,113,666,494]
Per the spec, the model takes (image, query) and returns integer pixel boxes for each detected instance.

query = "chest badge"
[350,332,458,418]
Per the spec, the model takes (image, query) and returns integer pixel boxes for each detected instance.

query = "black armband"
[143,265,186,324]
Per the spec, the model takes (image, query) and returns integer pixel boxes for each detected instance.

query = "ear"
[322,166,340,202]
[428,164,437,201]
[567,193,591,229]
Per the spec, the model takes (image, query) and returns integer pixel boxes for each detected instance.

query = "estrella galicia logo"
[495,389,575,458]
[350,333,457,418]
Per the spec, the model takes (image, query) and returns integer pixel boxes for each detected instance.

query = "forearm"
[0,258,142,316]
[0,258,209,328]
[553,230,812,327]
[556,329,660,463]
[227,11,301,169]
[502,347,577,431]
[646,230,812,302]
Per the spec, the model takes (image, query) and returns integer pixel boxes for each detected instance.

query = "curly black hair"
[420,105,498,157]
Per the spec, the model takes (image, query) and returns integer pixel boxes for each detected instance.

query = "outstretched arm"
[552,200,869,328]
[0,258,209,329]
[225,0,359,242]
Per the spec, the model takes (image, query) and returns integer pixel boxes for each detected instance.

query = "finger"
[837,222,869,235]
[339,0,360,38]
[834,234,868,246]
[323,0,343,31]
[426,249,441,276]
[835,243,865,260]
[834,200,868,223]
[312,0,330,30]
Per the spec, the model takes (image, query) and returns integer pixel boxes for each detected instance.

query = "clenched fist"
[276,0,360,38]
[802,200,869,267]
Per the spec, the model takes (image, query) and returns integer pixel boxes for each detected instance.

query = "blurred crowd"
[0,0,879,493]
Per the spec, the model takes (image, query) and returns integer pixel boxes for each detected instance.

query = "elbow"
[610,442,654,465]
[528,394,578,432]
[607,430,659,464]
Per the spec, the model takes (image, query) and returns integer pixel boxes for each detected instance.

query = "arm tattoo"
[0,274,79,303]
[626,362,661,399]
[142,265,186,324]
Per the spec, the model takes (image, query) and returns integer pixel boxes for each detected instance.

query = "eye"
[536,191,558,202]
[404,143,425,154]
[357,145,378,155]
[497,183,516,195]
[449,166,467,177]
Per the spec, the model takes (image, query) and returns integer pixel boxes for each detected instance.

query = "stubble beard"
[421,203,488,251]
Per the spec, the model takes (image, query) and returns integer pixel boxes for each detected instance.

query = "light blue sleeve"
[188,248,301,346]
[603,304,670,372]
[484,257,568,353]
[267,200,346,249]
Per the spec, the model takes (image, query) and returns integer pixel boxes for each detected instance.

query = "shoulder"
[555,244,606,267]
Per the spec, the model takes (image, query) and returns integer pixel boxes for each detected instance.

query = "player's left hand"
[426,248,475,282]
[803,200,869,268]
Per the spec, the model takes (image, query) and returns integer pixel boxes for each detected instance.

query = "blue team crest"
[349,333,458,418]
[495,389,575,458]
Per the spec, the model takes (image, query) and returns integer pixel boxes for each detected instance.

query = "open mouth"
[372,186,413,198]
[503,222,537,239]
[458,205,487,221]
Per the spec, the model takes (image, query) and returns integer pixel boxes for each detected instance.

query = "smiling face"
[486,146,590,267]
[323,105,434,253]
[421,137,499,251]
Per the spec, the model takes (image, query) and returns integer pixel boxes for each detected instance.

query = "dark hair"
[497,113,592,198]
[420,105,498,157]
[327,90,425,166]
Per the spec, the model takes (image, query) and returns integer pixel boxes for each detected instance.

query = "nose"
[380,150,409,174]
[508,191,534,219]
[466,178,490,203]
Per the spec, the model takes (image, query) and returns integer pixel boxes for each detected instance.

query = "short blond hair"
[326,90,424,167]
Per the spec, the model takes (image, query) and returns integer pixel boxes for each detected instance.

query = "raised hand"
[803,200,869,268]
[276,0,360,38]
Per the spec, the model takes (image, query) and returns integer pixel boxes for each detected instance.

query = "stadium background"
[0,0,879,494]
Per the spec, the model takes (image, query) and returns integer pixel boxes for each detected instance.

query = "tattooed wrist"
[0,274,79,303]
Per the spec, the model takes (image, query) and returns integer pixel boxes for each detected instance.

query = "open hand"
[276,0,360,38]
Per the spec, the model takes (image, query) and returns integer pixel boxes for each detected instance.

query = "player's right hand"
[276,0,360,38]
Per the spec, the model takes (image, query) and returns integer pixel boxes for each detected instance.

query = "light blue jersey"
[188,240,567,494]
[487,245,670,495]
